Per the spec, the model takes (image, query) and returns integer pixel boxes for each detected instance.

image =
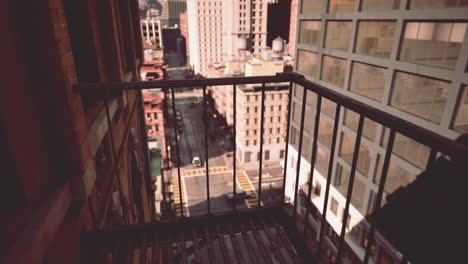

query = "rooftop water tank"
[237,35,247,50]
[272,36,284,52]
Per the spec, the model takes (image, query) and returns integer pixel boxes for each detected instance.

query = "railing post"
[281,82,294,203]
[317,104,341,258]
[257,83,266,207]
[202,86,211,215]
[304,95,322,234]
[363,129,396,264]
[336,114,364,262]
[293,86,308,218]
[232,84,237,212]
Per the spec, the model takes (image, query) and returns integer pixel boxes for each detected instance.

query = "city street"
[168,89,285,217]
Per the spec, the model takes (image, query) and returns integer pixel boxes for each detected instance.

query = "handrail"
[290,75,468,159]
[77,72,468,159]
[81,71,468,263]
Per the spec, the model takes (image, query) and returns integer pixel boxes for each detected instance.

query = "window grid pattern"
[291,1,468,259]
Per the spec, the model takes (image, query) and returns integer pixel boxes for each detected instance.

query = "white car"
[192,156,202,167]
[225,190,254,201]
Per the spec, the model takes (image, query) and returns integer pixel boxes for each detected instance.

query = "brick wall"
[0,0,152,263]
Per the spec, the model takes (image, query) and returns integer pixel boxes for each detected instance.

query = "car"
[225,151,233,158]
[192,156,202,167]
[225,190,254,201]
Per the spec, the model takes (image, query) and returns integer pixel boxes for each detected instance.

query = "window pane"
[318,117,334,147]
[339,132,372,175]
[302,0,324,14]
[375,157,417,194]
[321,55,347,88]
[382,128,430,169]
[325,21,352,51]
[297,50,318,78]
[454,84,468,133]
[321,97,337,118]
[307,90,316,105]
[301,134,311,160]
[349,62,386,102]
[390,71,450,124]
[329,0,355,12]
[344,109,377,141]
[299,21,321,46]
[292,101,301,123]
[361,0,400,11]
[334,164,366,209]
[409,0,468,9]
[316,146,330,176]
[295,85,316,105]
[400,22,467,69]
[355,21,396,58]
[304,107,315,133]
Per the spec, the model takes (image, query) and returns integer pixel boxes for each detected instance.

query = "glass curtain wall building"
[286,0,468,262]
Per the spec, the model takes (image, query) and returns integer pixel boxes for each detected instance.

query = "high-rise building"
[224,0,269,57]
[139,0,169,25]
[168,0,187,26]
[286,0,468,262]
[140,18,163,51]
[180,10,190,63]
[208,49,294,167]
[288,0,298,55]
[187,0,225,74]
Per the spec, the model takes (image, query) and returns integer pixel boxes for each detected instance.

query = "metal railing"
[78,72,468,263]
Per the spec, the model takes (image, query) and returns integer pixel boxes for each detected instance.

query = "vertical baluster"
[293,86,308,218]
[317,104,341,258]
[257,83,266,207]
[281,82,294,203]
[363,129,396,264]
[170,87,184,217]
[232,84,237,211]
[336,115,364,262]
[103,94,128,224]
[304,95,322,234]
[202,86,211,215]
[426,148,437,171]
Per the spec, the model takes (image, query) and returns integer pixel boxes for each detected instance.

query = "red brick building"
[1,0,154,263]
[143,90,167,153]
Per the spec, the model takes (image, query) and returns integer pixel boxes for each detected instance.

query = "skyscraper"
[187,0,225,74]
[224,0,269,57]
[167,0,187,26]
[287,0,468,262]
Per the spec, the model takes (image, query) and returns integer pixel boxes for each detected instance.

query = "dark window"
[330,197,339,215]
[265,150,270,160]
[314,181,321,197]
[245,152,252,162]
[280,149,285,159]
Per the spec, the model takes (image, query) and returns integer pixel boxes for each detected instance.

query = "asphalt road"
[171,93,248,216]
[169,91,285,216]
